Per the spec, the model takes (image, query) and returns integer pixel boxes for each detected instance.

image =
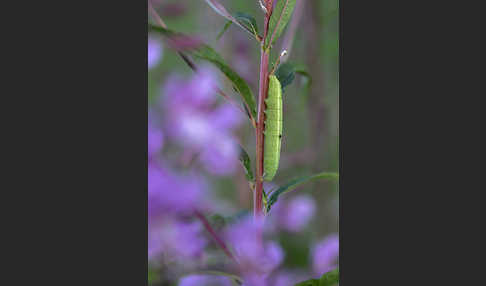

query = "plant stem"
[148,0,167,28]
[194,210,237,264]
[254,7,271,219]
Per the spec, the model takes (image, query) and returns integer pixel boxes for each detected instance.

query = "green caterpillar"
[263,75,283,181]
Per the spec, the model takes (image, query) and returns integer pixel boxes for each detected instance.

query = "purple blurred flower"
[225,217,284,284]
[270,274,294,286]
[148,163,208,218]
[148,121,164,159]
[147,160,210,263]
[178,275,207,286]
[200,136,240,175]
[148,37,163,69]
[148,218,207,261]
[312,234,339,276]
[241,274,266,286]
[266,271,305,286]
[162,67,243,175]
[178,274,232,286]
[163,68,216,111]
[280,195,316,232]
[148,222,164,260]
[267,194,316,233]
[167,220,207,259]
[209,104,244,131]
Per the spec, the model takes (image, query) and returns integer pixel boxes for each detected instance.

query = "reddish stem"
[254,10,271,219]
[194,210,237,263]
[148,0,167,28]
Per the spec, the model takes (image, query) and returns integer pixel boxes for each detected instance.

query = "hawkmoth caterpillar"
[263,74,282,181]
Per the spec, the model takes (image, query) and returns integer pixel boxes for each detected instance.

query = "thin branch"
[269,50,287,75]
[194,210,238,264]
[148,0,167,28]
[177,51,197,71]
[254,6,272,219]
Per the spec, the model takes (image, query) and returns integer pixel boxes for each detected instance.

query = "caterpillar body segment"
[263,75,283,181]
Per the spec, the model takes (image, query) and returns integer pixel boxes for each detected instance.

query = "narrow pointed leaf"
[294,268,339,286]
[237,146,269,210]
[266,0,297,48]
[238,145,254,182]
[203,0,255,38]
[275,62,312,92]
[267,172,339,212]
[148,268,159,284]
[192,45,257,118]
[293,64,312,87]
[215,12,260,41]
[149,23,203,50]
[275,62,296,91]
[216,21,232,41]
[262,187,269,209]
[234,12,259,39]
[318,268,339,286]
[294,279,319,286]
[148,23,177,36]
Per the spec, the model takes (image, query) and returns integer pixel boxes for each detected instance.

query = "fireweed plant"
[148,0,339,285]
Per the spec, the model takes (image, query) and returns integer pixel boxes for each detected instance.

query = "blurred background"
[148,0,338,285]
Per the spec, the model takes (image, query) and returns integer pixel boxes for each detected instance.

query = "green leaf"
[149,23,202,51]
[275,62,296,92]
[267,172,339,212]
[266,0,297,49]
[275,62,312,92]
[148,268,158,284]
[262,187,269,207]
[234,12,259,39]
[294,279,319,286]
[294,269,339,286]
[148,23,177,37]
[204,0,257,40]
[318,268,339,286]
[192,45,257,119]
[293,64,312,87]
[237,145,270,211]
[238,145,254,182]
[216,21,232,41]
[215,13,260,42]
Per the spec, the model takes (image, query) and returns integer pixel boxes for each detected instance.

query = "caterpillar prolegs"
[263,75,282,181]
